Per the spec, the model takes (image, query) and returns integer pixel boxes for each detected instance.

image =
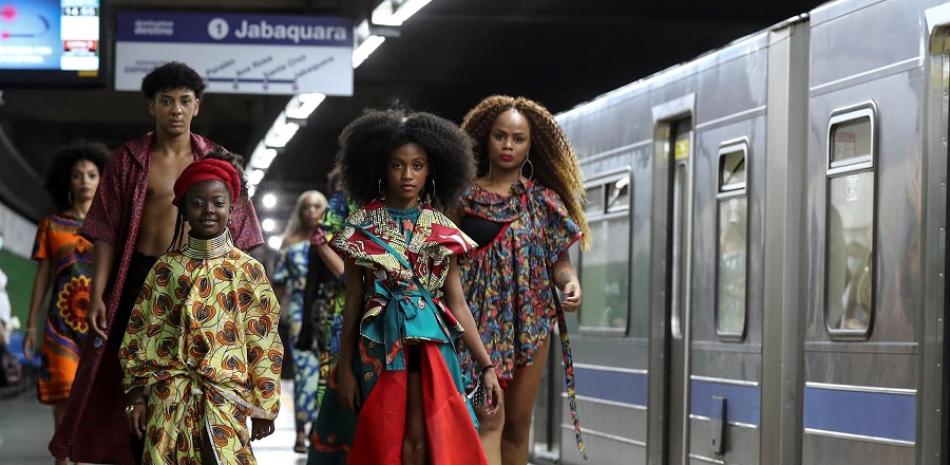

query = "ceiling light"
[261,218,277,233]
[248,185,257,197]
[353,34,385,68]
[249,142,278,170]
[247,169,265,186]
[261,193,277,209]
[372,0,433,27]
[267,236,283,250]
[264,113,300,149]
[285,93,326,121]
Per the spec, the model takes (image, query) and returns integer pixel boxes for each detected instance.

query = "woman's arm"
[443,257,503,412]
[338,257,365,411]
[23,259,51,358]
[313,243,344,278]
[553,253,582,312]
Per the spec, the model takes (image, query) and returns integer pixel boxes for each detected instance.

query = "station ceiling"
[0,0,824,228]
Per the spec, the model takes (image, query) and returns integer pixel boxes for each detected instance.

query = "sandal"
[294,435,307,454]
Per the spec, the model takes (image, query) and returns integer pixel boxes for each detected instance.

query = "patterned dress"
[273,240,320,431]
[31,213,93,404]
[457,180,586,454]
[308,201,488,465]
[119,233,282,465]
[310,190,355,406]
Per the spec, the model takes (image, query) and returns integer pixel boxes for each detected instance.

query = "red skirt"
[348,343,488,465]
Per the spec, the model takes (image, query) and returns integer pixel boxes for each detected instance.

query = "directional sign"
[115,10,353,96]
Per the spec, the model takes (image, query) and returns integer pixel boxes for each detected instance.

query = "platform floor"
[0,379,307,465]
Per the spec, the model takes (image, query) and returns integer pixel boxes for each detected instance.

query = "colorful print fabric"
[119,247,282,465]
[308,201,485,465]
[273,240,320,431]
[31,213,93,404]
[457,180,586,455]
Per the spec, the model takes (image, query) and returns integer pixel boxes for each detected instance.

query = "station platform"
[0,379,306,465]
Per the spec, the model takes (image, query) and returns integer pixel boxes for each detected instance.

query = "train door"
[666,117,693,465]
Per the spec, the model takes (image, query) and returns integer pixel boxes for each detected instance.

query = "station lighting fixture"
[249,141,278,170]
[247,168,266,186]
[267,236,283,250]
[261,218,277,233]
[372,0,433,27]
[353,20,386,69]
[285,93,326,121]
[261,193,278,209]
[263,113,300,149]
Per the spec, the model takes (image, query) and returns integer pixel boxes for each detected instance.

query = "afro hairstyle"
[338,109,475,210]
[141,61,206,100]
[203,147,249,202]
[45,140,110,210]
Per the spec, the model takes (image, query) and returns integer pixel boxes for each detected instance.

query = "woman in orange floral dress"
[23,141,109,463]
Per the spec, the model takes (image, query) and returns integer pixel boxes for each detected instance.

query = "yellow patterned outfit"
[119,232,283,465]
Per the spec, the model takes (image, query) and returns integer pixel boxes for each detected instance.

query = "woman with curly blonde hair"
[456,95,589,465]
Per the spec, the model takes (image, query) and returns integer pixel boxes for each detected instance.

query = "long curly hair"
[45,140,110,211]
[461,95,590,248]
[338,109,475,210]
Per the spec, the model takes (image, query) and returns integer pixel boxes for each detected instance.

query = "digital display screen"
[0,0,101,85]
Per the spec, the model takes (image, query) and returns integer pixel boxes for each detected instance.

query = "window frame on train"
[577,167,632,335]
[714,137,750,342]
[824,102,878,340]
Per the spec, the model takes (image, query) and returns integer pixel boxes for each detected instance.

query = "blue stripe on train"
[571,367,648,407]
[803,386,916,443]
[689,379,761,426]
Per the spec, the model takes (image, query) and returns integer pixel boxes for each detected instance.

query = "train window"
[825,104,876,338]
[828,107,874,170]
[579,171,631,333]
[585,185,604,214]
[715,140,748,340]
[579,215,629,331]
[606,175,631,212]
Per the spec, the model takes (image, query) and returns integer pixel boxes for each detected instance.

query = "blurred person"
[22,141,108,465]
[458,96,589,464]
[119,152,282,464]
[272,189,327,452]
[50,62,263,465]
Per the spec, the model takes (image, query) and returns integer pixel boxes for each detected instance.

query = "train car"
[530,0,950,463]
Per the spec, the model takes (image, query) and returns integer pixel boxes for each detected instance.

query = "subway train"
[527,0,950,464]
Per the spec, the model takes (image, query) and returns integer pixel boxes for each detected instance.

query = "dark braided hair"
[461,95,590,248]
[167,147,248,253]
[45,140,110,211]
[338,109,475,210]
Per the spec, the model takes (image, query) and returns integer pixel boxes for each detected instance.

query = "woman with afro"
[456,96,590,464]
[308,109,501,465]
[22,140,109,465]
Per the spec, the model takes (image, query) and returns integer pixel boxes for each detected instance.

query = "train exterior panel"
[534,0,950,464]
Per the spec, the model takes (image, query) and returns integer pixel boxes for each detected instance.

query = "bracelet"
[479,364,494,376]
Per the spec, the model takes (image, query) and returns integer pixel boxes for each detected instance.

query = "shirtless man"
[49,62,263,465]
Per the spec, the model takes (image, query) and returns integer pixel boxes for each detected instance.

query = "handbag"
[466,365,494,408]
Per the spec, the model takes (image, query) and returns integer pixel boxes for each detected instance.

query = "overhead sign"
[115,11,353,96]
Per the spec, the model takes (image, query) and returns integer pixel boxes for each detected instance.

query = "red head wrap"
[172,158,242,207]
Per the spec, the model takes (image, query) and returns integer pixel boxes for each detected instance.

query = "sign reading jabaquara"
[115,11,353,96]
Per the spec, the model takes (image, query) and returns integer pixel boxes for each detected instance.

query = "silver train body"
[528,0,950,463]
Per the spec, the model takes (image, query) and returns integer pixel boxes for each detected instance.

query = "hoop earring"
[522,156,535,181]
[427,178,437,204]
[378,179,386,200]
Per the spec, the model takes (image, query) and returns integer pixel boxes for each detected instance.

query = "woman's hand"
[88,294,109,339]
[22,330,35,360]
[561,278,582,312]
[339,367,361,412]
[125,403,147,438]
[251,418,275,440]
[481,369,504,416]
